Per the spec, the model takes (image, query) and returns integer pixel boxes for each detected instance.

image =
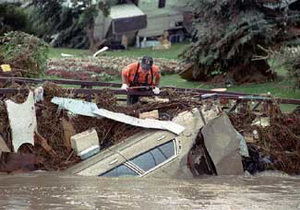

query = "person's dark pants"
[127,86,151,105]
[127,95,139,105]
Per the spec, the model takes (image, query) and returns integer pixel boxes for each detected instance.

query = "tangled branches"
[0,31,49,78]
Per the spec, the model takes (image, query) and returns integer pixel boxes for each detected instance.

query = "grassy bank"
[48,45,300,102]
[48,48,90,58]
[48,43,188,59]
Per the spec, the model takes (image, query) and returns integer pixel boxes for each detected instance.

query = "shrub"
[277,46,300,88]
[0,31,49,77]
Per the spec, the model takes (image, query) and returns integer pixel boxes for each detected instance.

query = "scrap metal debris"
[92,108,185,135]
[52,97,185,135]
[5,91,37,152]
[202,113,244,175]
[51,97,99,117]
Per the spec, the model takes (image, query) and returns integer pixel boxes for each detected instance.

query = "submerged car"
[66,106,243,178]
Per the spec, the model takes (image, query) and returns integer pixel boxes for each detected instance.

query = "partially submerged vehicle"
[67,129,182,178]
[66,106,245,178]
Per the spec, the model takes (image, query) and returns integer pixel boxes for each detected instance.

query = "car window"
[129,140,175,172]
[99,164,138,177]
[159,140,176,158]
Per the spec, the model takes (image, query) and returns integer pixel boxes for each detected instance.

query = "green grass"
[110,74,212,89]
[112,74,300,99]
[48,43,188,60]
[48,48,90,58]
[227,80,300,99]
[160,74,212,89]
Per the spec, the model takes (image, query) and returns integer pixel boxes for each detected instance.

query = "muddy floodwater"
[0,172,300,210]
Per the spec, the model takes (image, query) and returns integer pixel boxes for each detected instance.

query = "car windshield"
[100,164,139,177]
[129,140,175,172]
[99,140,175,177]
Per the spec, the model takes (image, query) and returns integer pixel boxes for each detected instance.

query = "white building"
[94,0,190,48]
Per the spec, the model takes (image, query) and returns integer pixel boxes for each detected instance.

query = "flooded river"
[0,172,300,210]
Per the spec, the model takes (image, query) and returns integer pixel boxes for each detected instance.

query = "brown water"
[0,172,300,210]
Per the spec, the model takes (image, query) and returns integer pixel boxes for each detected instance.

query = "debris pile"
[0,82,299,176]
[0,82,198,173]
[0,31,48,78]
[229,110,300,174]
[46,57,187,81]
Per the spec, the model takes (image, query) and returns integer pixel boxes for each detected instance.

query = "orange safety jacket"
[122,62,160,87]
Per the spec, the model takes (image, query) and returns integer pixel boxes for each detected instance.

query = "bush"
[274,46,300,89]
[0,31,49,77]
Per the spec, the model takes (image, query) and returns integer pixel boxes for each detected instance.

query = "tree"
[30,0,118,50]
[30,0,86,48]
[0,3,30,36]
[180,0,300,84]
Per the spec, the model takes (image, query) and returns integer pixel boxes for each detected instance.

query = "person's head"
[141,55,153,71]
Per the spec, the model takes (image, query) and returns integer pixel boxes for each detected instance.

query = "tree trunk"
[86,20,97,53]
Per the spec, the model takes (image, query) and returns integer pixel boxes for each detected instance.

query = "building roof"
[109,3,145,19]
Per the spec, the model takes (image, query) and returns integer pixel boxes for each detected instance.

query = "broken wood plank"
[61,118,76,153]
[139,110,159,119]
[0,136,10,157]
[35,132,58,158]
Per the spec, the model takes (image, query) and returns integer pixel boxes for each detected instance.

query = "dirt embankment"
[0,82,299,175]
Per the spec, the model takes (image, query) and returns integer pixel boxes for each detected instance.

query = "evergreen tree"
[0,3,29,35]
[180,0,300,84]
[30,0,117,50]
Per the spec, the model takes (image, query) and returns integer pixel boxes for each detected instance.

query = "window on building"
[158,0,166,8]
[132,0,139,6]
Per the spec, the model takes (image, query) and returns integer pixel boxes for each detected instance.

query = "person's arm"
[153,66,161,94]
[121,65,131,90]
[122,72,129,85]
[153,66,161,86]
[154,75,160,86]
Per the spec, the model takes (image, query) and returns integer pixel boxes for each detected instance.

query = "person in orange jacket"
[121,55,161,104]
